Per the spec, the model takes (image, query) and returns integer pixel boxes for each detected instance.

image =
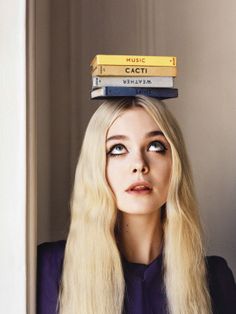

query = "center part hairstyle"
[58,95,212,314]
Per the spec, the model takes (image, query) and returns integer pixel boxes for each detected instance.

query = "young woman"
[37,95,236,314]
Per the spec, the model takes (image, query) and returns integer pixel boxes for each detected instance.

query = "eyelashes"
[106,141,168,157]
[148,141,167,153]
[108,144,125,156]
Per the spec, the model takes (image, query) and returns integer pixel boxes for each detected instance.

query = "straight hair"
[58,96,212,314]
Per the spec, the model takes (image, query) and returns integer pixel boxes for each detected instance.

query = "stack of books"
[90,54,178,99]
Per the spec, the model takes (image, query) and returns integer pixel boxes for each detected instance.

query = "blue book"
[91,86,178,99]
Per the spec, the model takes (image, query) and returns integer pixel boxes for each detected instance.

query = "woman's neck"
[116,210,163,265]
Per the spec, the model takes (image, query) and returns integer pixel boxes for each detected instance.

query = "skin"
[106,107,172,265]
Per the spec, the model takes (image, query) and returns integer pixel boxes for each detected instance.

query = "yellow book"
[91,54,176,67]
[92,65,177,77]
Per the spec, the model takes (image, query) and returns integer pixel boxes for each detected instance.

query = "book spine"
[92,76,174,88]
[92,65,177,77]
[91,87,178,99]
[91,55,176,67]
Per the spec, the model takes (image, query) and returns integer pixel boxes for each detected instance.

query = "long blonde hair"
[58,95,212,314]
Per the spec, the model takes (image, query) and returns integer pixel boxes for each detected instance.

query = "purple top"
[37,240,236,314]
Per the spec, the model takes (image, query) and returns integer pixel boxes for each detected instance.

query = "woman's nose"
[132,165,149,174]
[131,154,149,174]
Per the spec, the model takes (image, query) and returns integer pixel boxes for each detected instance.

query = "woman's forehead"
[106,107,161,138]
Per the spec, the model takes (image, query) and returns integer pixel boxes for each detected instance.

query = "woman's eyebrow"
[146,130,165,138]
[106,130,165,143]
[106,135,127,142]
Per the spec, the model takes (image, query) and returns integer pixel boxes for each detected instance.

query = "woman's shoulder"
[37,240,66,314]
[205,254,235,284]
[37,239,66,260]
[205,255,236,313]
[37,239,66,284]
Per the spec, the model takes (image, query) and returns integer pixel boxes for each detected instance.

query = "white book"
[92,76,174,88]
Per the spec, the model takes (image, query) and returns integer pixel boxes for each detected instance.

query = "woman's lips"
[126,180,152,194]
[126,188,152,195]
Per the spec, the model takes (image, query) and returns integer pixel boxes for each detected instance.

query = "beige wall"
[37,0,236,276]
[156,0,236,275]
[36,0,51,243]
[0,0,27,312]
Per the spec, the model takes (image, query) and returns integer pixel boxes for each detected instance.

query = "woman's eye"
[107,144,126,156]
[148,141,167,153]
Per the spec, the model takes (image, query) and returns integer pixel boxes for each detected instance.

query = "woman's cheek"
[107,160,125,194]
[106,161,119,189]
